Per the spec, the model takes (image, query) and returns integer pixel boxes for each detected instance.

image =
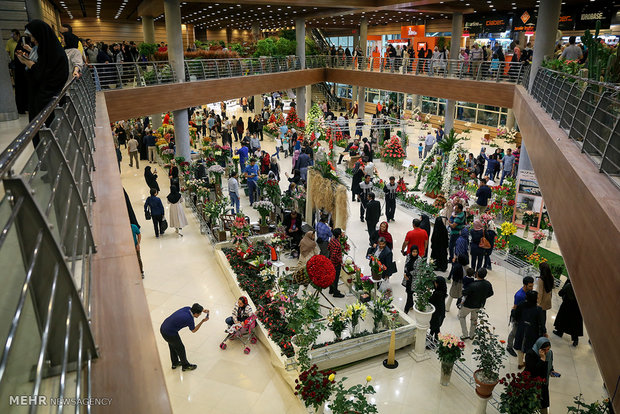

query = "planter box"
[308,320,417,371]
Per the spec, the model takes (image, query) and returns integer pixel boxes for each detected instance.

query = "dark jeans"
[367,220,378,236]
[233,130,239,142]
[449,233,459,261]
[484,253,492,269]
[152,215,165,236]
[330,264,342,294]
[225,315,248,326]
[404,290,413,313]
[247,180,258,204]
[471,251,485,271]
[386,198,396,221]
[160,329,190,367]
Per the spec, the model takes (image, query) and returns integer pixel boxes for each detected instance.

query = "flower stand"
[440,361,454,386]
[409,304,435,362]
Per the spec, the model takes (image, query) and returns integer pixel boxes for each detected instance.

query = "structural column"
[0,47,18,121]
[252,22,261,41]
[24,0,42,21]
[445,12,463,133]
[164,0,190,162]
[295,17,306,119]
[305,84,311,115]
[529,0,562,90]
[357,17,368,118]
[142,15,161,130]
[505,108,516,129]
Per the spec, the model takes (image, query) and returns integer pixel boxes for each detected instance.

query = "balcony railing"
[90,55,527,90]
[530,68,620,187]
[0,70,98,411]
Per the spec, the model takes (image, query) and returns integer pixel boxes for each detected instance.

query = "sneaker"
[333,292,345,298]
[506,347,517,357]
[182,364,197,371]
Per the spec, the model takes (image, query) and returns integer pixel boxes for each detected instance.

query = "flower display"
[526,252,547,267]
[346,302,368,331]
[499,371,545,414]
[339,234,351,254]
[306,255,336,289]
[295,364,336,410]
[253,200,275,226]
[436,334,466,364]
[326,307,348,339]
[382,136,406,168]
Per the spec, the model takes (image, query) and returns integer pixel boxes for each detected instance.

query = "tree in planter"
[436,129,463,154]
[423,162,444,198]
[138,42,158,60]
[413,260,437,312]
[472,309,506,392]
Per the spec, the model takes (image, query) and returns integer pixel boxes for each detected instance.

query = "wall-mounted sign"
[484,16,508,32]
[512,9,537,32]
[558,12,576,31]
[575,5,613,30]
[464,15,508,34]
[400,25,426,38]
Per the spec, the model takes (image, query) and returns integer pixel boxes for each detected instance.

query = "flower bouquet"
[382,136,406,169]
[370,296,393,333]
[521,211,537,236]
[526,252,547,267]
[436,333,466,385]
[327,307,348,340]
[532,230,546,252]
[294,364,336,411]
[253,200,274,226]
[306,255,336,290]
[499,371,545,414]
[497,222,517,251]
[346,302,367,335]
[368,256,386,281]
[207,164,226,190]
[339,235,351,254]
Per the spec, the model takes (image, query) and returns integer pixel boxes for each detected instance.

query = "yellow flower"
[366,375,372,382]
[328,374,335,382]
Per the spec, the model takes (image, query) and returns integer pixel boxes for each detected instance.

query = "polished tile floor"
[0,105,605,413]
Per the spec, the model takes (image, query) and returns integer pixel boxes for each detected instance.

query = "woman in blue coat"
[144,188,165,237]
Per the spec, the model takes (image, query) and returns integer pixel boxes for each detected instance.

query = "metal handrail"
[0,69,98,410]
[529,67,620,187]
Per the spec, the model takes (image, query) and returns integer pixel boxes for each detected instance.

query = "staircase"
[311,83,344,112]
[310,28,332,54]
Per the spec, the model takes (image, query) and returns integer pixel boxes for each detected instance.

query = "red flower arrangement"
[306,255,335,289]
[295,364,336,410]
[499,371,545,414]
[396,177,408,192]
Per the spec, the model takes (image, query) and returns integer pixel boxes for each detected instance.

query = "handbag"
[145,206,151,220]
[479,230,491,249]
[161,218,169,232]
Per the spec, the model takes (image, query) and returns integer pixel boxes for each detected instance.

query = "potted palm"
[472,309,506,398]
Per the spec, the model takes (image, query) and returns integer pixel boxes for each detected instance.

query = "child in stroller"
[220,296,257,354]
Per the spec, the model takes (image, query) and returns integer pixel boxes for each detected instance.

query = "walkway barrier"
[0,70,98,411]
[90,56,302,90]
[529,68,620,188]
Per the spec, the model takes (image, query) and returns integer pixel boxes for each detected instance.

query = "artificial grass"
[508,235,568,275]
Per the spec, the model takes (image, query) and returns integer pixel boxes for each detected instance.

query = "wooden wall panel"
[0,0,28,44]
[104,68,326,121]
[325,68,515,108]
[90,93,173,414]
[513,86,620,413]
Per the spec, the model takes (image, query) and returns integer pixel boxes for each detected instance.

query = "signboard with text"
[464,15,509,34]
[512,9,537,32]
[575,5,613,30]
[400,25,426,39]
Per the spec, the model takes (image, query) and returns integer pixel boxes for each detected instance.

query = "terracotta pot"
[425,191,438,199]
[217,230,227,242]
[473,369,499,398]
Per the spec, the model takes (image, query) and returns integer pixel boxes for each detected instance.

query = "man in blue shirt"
[160,303,209,371]
[236,145,249,172]
[244,158,260,205]
[316,214,332,256]
[472,178,492,214]
[506,276,534,357]
[500,148,516,185]
[144,131,157,164]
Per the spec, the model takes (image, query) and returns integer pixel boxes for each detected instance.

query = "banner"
[575,5,613,30]
[512,9,537,32]
[400,25,426,39]
[464,15,509,34]
[558,12,576,31]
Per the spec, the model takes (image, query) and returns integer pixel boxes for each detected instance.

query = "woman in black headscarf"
[430,216,449,271]
[429,276,447,339]
[144,166,159,191]
[419,213,431,238]
[17,20,68,145]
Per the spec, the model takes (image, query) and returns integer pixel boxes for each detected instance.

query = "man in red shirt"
[401,219,428,257]
[327,228,345,298]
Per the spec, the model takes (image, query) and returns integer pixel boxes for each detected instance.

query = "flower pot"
[413,304,435,329]
[425,191,439,199]
[260,224,269,234]
[522,225,529,238]
[473,369,499,398]
[217,230,227,242]
[411,304,435,361]
[371,269,383,282]
[440,361,454,386]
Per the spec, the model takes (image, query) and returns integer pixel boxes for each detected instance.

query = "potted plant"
[203,196,229,241]
[436,334,466,386]
[423,163,443,198]
[345,302,367,335]
[369,296,392,333]
[566,393,611,414]
[207,164,226,196]
[294,364,336,414]
[531,230,546,253]
[326,307,347,341]
[498,371,545,414]
[521,211,536,237]
[368,256,386,281]
[253,200,274,233]
[472,309,506,398]
[412,260,437,323]
[329,374,378,414]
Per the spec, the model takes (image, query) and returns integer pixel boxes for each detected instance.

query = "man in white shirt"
[561,36,583,61]
[424,131,436,158]
[228,171,240,214]
[127,136,139,169]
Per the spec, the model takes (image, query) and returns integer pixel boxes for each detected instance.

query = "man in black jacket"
[365,192,382,239]
[458,268,494,340]
[383,176,397,222]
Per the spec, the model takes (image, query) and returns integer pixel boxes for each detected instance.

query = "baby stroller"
[219,314,258,354]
